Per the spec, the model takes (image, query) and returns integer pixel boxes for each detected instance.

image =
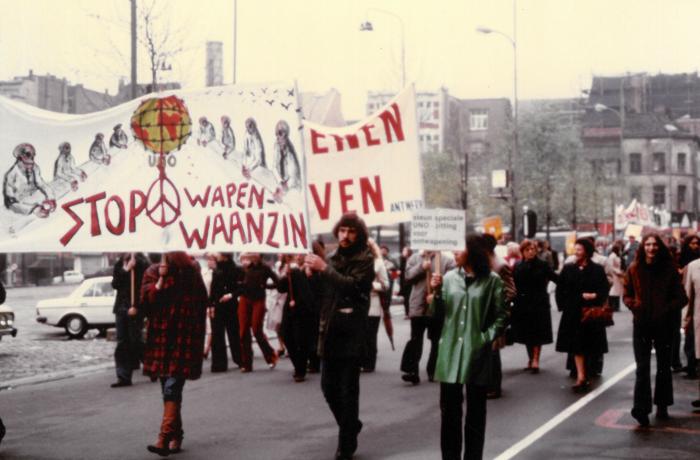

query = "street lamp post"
[476,10,518,240]
[594,103,623,239]
[360,8,408,251]
[359,8,406,88]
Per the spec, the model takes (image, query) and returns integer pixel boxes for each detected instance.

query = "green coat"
[431,268,507,385]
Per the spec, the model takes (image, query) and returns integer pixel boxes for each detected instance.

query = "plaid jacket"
[140,262,207,380]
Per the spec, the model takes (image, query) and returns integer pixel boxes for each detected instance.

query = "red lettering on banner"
[311,129,328,154]
[104,196,126,235]
[236,183,249,209]
[211,187,225,207]
[289,213,308,248]
[331,135,344,151]
[282,214,289,246]
[339,179,355,214]
[129,190,147,232]
[345,134,359,149]
[185,186,211,208]
[309,183,332,220]
[229,212,247,243]
[85,192,107,236]
[246,213,264,244]
[359,176,384,213]
[226,183,237,208]
[361,124,380,146]
[249,185,264,210]
[179,218,210,249]
[308,176,385,221]
[265,212,279,248]
[309,102,405,155]
[379,103,405,143]
[211,213,231,244]
[59,198,85,246]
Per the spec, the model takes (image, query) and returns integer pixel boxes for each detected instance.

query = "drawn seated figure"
[89,133,111,165]
[3,143,56,218]
[53,142,87,191]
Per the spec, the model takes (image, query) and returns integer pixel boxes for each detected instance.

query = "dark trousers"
[115,310,143,383]
[400,316,440,379]
[238,296,276,370]
[308,314,321,371]
[633,320,674,414]
[321,358,362,454]
[608,296,620,311]
[283,313,314,377]
[361,316,381,371]
[211,305,241,371]
[160,376,186,403]
[488,350,502,393]
[671,309,683,369]
[684,327,697,375]
[440,382,488,460]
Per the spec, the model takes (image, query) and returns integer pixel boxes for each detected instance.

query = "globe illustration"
[130,95,192,155]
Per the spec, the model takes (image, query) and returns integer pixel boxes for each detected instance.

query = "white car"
[0,304,17,340]
[52,270,85,285]
[36,276,115,338]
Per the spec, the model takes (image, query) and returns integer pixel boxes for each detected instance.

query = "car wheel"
[64,315,88,339]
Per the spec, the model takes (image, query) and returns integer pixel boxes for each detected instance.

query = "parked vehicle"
[36,276,115,338]
[52,270,85,285]
[0,304,17,341]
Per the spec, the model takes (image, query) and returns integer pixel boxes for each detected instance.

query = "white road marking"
[495,361,637,460]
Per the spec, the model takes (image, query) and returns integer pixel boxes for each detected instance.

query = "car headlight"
[7,314,13,326]
[0,316,6,327]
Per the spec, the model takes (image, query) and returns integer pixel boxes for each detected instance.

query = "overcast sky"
[1,0,700,119]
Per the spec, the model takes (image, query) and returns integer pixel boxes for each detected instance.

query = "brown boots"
[147,401,182,456]
[169,404,184,454]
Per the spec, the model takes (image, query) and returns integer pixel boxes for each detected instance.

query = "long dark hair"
[679,234,700,268]
[466,234,491,279]
[634,233,673,269]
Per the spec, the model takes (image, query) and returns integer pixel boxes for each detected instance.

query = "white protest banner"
[410,208,466,251]
[303,86,423,234]
[0,83,310,253]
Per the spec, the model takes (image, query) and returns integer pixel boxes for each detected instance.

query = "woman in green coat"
[430,234,507,460]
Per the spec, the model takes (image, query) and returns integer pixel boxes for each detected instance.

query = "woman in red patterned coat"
[140,252,207,456]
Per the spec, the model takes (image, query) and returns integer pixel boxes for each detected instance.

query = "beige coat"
[605,252,624,297]
[683,259,700,356]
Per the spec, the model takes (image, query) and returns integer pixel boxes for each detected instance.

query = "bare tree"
[84,0,193,99]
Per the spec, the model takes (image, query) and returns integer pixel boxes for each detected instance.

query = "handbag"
[581,305,614,327]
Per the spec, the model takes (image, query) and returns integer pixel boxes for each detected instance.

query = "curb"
[0,362,114,391]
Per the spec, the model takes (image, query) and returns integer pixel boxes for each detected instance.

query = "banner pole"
[130,253,136,308]
[294,79,313,252]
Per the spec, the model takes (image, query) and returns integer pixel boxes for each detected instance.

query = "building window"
[652,152,665,173]
[678,184,687,210]
[426,101,431,108]
[418,102,424,108]
[470,109,488,131]
[629,153,642,174]
[653,185,666,207]
[678,153,687,173]
[630,186,642,201]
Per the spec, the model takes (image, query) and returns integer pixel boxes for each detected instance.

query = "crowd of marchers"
[5,216,699,460]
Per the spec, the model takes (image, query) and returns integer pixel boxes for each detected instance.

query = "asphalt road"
[1,284,113,384]
[1,305,699,459]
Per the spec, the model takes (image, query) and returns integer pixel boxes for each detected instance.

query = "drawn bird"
[281,102,292,110]
[266,99,275,106]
